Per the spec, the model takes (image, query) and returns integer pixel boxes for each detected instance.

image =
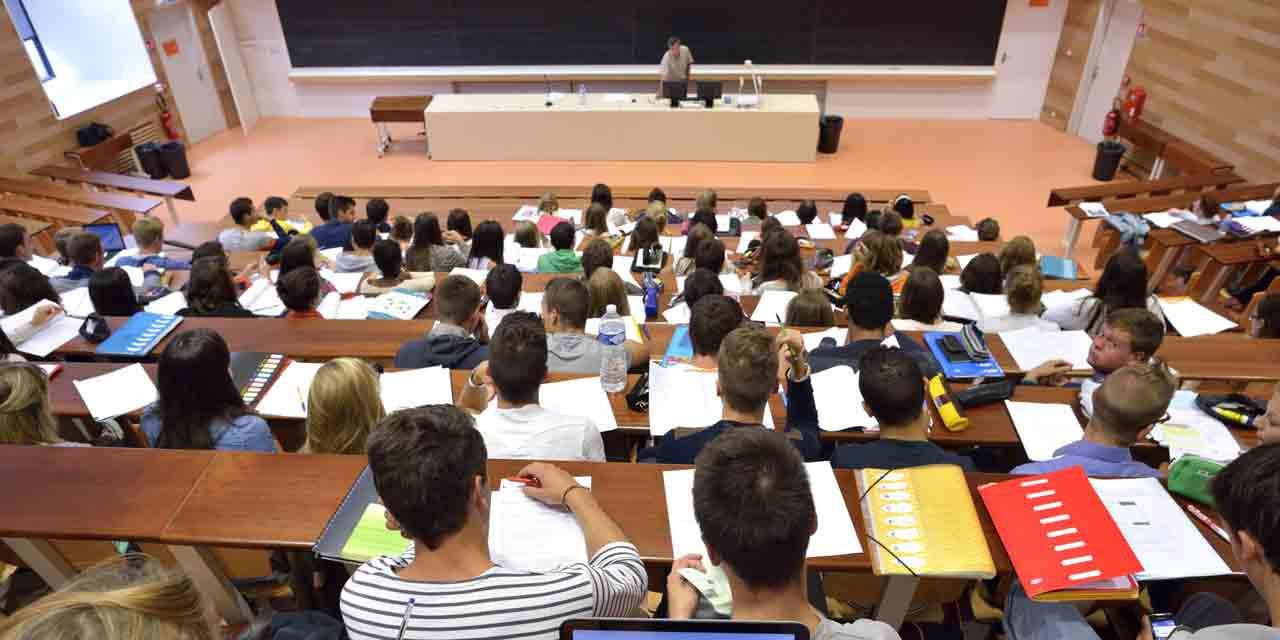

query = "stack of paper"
[1079,202,1109,218]
[254,361,324,419]
[946,225,979,241]
[1235,216,1280,234]
[144,291,187,315]
[380,367,453,413]
[647,362,773,436]
[773,211,801,227]
[749,290,797,324]
[448,267,489,285]
[1005,401,1083,461]
[490,477,591,572]
[1090,477,1232,580]
[317,293,369,320]
[1157,297,1236,337]
[239,278,284,316]
[2,301,81,358]
[664,463,860,559]
[72,363,159,421]
[806,223,836,239]
[534,376,618,432]
[809,365,876,431]
[1000,326,1093,370]
[1150,408,1242,462]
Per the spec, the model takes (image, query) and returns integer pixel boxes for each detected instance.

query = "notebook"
[313,467,397,564]
[979,467,1143,601]
[143,291,187,315]
[94,313,183,357]
[1005,401,1084,462]
[1,300,81,358]
[856,465,995,578]
[380,367,453,413]
[239,278,285,316]
[367,290,430,320]
[317,292,369,319]
[253,360,324,419]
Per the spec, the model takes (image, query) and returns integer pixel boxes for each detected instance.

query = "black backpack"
[76,122,114,147]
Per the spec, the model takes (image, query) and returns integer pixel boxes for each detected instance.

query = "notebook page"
[1000,326,1093,370]
[1089,477,1232,581]
[490,477,593,572]
[1005,401,1083,462]
[380,367,453,413]
[72,363,158,421]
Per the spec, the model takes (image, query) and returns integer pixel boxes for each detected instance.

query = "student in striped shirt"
[340,405,645,640]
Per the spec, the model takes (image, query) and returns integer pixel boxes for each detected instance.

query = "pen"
[395,597,415,640]
[1186,504,1231,542]
[296,386,307,415]
[504,476,542,488]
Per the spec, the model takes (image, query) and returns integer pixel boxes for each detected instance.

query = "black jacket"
[394,333,487,370]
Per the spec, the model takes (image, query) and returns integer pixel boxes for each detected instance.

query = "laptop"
[561,619,809,640]
[1170,220,1225,244]
[82,222,128,257]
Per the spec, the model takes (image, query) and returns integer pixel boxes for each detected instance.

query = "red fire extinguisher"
[1123,87,1147,120]
[160,110,180,140]
[1103,108,1120,137]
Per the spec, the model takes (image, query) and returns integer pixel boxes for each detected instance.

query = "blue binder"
[1040,255,1077,280]
[924,331,1003,380]
[95,312,184,357]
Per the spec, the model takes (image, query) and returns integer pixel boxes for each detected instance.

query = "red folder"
[979,466,1143,600]
[537,214,567,236]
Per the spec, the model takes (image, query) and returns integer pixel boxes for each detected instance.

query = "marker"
[395,597,415,640]
[1185,504,1230,542]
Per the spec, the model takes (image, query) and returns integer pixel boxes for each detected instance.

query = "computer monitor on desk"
[662,81,687,108]
[697,82,722,108]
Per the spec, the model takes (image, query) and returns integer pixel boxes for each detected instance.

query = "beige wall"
[0,0,234,176]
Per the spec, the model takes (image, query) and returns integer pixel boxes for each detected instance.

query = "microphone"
[545,74,552,107]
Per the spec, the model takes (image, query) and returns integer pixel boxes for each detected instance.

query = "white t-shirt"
[474,404,605,461]
[977,313,1060,334]
[814,618,901,640]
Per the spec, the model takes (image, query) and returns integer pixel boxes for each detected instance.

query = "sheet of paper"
[513,205,539,221]
[1157,297,1237,337]
[718,273,742,293]
[1152,408,1242,462]
[806,223,836,240]
[662,302,690,324]
[380,367,453,413]
[955,254,978,270]
[321,270,364,295]
[1143,212,1183,229]
[611,255,642,289]
[676,276,686,293]
[969,293,1011,320]
[809,365,875,431]
[939,274,962,289]
[844,218,868,240]
[59,286,95,317]
[830,254,854,279]
[448,267,488,285]
[320,247,343,262]
[28,254,62,276]
[627,295,647,324]
[1079,202,1109,218]
[774,210,801,227]
[557,209,583,225]
[517,291,544,314]
[1041,289,1091,310]
[1090,477,1233,581]
[254,361,324,419]
[736,231,758,253]
[802,327,846,352]
[946,225,979,241]
[585,316,643,345]
[317,293,369,320]
[660,235,688,257]
[143,291,187,315]
[116,265,145,288]
[942,289,981,322]
[1243,199,1274,215]
[648,362,773,436]
[535,376,617,432]
[603,93,630,103]
[750,290,798,324]
[664,462,860,559]
[239,278,284,316]
[513,247,550,272]
[72,363,159,421]
[1004,400,1083,462]
[490,477,592,572]
[1236,216,1280,234]
[14,315,81,358]
[1000,326,1093,370]
[715,215,731,232]
[829,213,843,227]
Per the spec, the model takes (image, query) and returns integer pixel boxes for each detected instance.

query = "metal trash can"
[135,142,166,179]
[158,141,191,180]
[818,115,844,154]
[1092,140,1127,181]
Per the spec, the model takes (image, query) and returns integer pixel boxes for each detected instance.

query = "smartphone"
[1150,613,1177,640]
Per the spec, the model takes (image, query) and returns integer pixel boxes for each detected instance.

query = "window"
[4,0,54,82]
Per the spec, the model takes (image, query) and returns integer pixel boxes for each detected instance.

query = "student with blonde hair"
[586,268,631,319]
[303,358,386,455]
[0,554,215,639]
[538,191,560,216]
[513,221,545,249]
[978,265,1059,334]
[784,288,835,327]
[0,363,77,446]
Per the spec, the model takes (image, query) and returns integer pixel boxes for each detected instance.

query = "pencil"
[1186,504,1230,542]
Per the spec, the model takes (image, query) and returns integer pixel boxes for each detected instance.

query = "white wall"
[227,0,1064,121]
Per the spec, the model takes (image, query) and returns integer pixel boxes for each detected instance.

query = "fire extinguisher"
[160,110,180,140]
[1103,108,1120,137]
[1123,87,1147,120]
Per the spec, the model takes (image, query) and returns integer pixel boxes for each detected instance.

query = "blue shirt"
[141,404,276,452]
[1011,440,1161,478]
[115,254,191,271]
[309,220,353,251]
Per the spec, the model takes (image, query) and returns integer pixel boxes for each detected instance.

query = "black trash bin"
[818,115,843,154]
[158,141,191,180]
[135,142,166,179]
[1092,140,1127,181]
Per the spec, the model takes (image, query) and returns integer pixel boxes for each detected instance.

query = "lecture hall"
[0,1,1278,639]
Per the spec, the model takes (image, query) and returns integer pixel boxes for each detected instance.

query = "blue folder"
[924,331,1003,380]
[1040,255,1077,280]
[94,312,183,357]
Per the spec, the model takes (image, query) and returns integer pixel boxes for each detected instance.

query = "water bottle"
[598,304,628,393]
[578,82,588,106]
[643,272,659,318]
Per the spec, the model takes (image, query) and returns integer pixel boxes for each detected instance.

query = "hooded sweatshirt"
[395,324,487,370]
[335,252,378,273]
[546,332,605,374]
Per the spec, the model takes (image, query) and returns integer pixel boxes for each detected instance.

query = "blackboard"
[278,1,1007,68]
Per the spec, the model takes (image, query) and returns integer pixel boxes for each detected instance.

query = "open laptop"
[82,222,129,258]
[561,619,808,640]
[1170,220,1225,244]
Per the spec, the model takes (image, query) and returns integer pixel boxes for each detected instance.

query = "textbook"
[1039,255,1077,280]
[94,312,183,357]
[979,467,1143,602]
[855,465,995,579]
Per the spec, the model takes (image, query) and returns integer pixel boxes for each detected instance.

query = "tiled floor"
[171,116,1104,264]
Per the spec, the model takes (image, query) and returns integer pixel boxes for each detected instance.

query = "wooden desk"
[30,165,193,225]
[292,185,932,205]
[1189,240,1275,306]
[985,332,1280,383]
[1145,229,1199,293]
[1047,173,1245,208]
[1161,141,1235,177]
[0,176,162,229]
[370,96,433,157]
[0,194,115,228]
[1116,118,1178,179]
[64,131,134,172]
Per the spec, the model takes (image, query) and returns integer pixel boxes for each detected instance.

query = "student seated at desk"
[892,267,964,332]
[912,230,959,275]
[1023,308,1165,385]
[586,269,631,319]
[675,224,715,276]
[542,278,646,373]
[978,266,1060,334]
[581,202,610,240]
[796,199,819,226]
[466,220,504,270]
[88,268,142,316]
[116,218,191,271]
[359,239,435,296]
[752,231,823,293]
[784,288,834,327]
[665,428,899,640]
[405,213,464,272]
[999,235,1037,279]
[537,222,583,274]
[0,363,86,446]
[340,406,643,640]
[395,275,488,370]
[582,239,642,296]
[179,257,253,318]
[810,272,940,379]
[840,193,865,227]
[960,252,1002,294]
[838,230,905,296]
[391,215,413,254]
[623,216,662,261]
[49,231,104,294]
[303,358,384,455]
[0,263,61,320]
[0,223,30,262]
[695,231,734,275]
[310,194,356,251]
[250,195,309,235]
[277,267,325,320]
[688,295,746,369]
[218,197,278,252]
[365,197,391,234]
[879,211,917,255]
[142,329,275,452]
[485,264,522,330]
[513,220,545,249]
[976,217,1000,241]
[446,208,473,257]
[652,326,822,464]
[1250,294,1280,339]
[456,312,604,461]
[678,268,726,310]
[817,347,976,470]
[279,236,336,296]
[1044,247,1164,335]
[335,220,379,273]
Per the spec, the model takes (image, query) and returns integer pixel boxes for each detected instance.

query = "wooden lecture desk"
[30,165,193,225]
[425,93,821,162]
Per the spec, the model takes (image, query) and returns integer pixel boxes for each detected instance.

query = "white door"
[989,0,1069,119]
[208,3,259,132]
[147,4,227,144]
[1074,0,1145,143]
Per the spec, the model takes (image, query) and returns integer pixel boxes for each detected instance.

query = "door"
[989,0,1069,119]
[147,4,227,144]
[1073,0,1145,143]
[208,3,259,132]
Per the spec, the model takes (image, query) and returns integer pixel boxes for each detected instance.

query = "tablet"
[560,618,809,640]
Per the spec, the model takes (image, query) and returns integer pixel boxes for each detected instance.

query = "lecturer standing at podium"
[658,36,693,96]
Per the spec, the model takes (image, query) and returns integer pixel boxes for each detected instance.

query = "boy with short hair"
[365,198,391,233]
[311,194,356,251]
[688,295,744,369]
[50,232,105,293]
[117,217,191,271]
[484,264,523,330]
[218,197,277,251]
[1023,307,1165,385]
[581,239,641,295]
[277,266,324,319]
[457,311,605,461]
[335,220,379,273]
[536,221,582,274]
[542,277,646,373]
[0,223,29,260]
[976,217,1000,241]
[395,274,488,370]
[340,406,644,640]
[809,271,939,378]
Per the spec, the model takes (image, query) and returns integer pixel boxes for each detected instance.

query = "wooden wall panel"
[0,1,235,176]
[1041,0,1101,131]
[1124,0,1280,180]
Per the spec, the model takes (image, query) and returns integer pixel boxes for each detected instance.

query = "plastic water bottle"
[643,272,659,318]
[578,82,588,106]
[598,304,628,393]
